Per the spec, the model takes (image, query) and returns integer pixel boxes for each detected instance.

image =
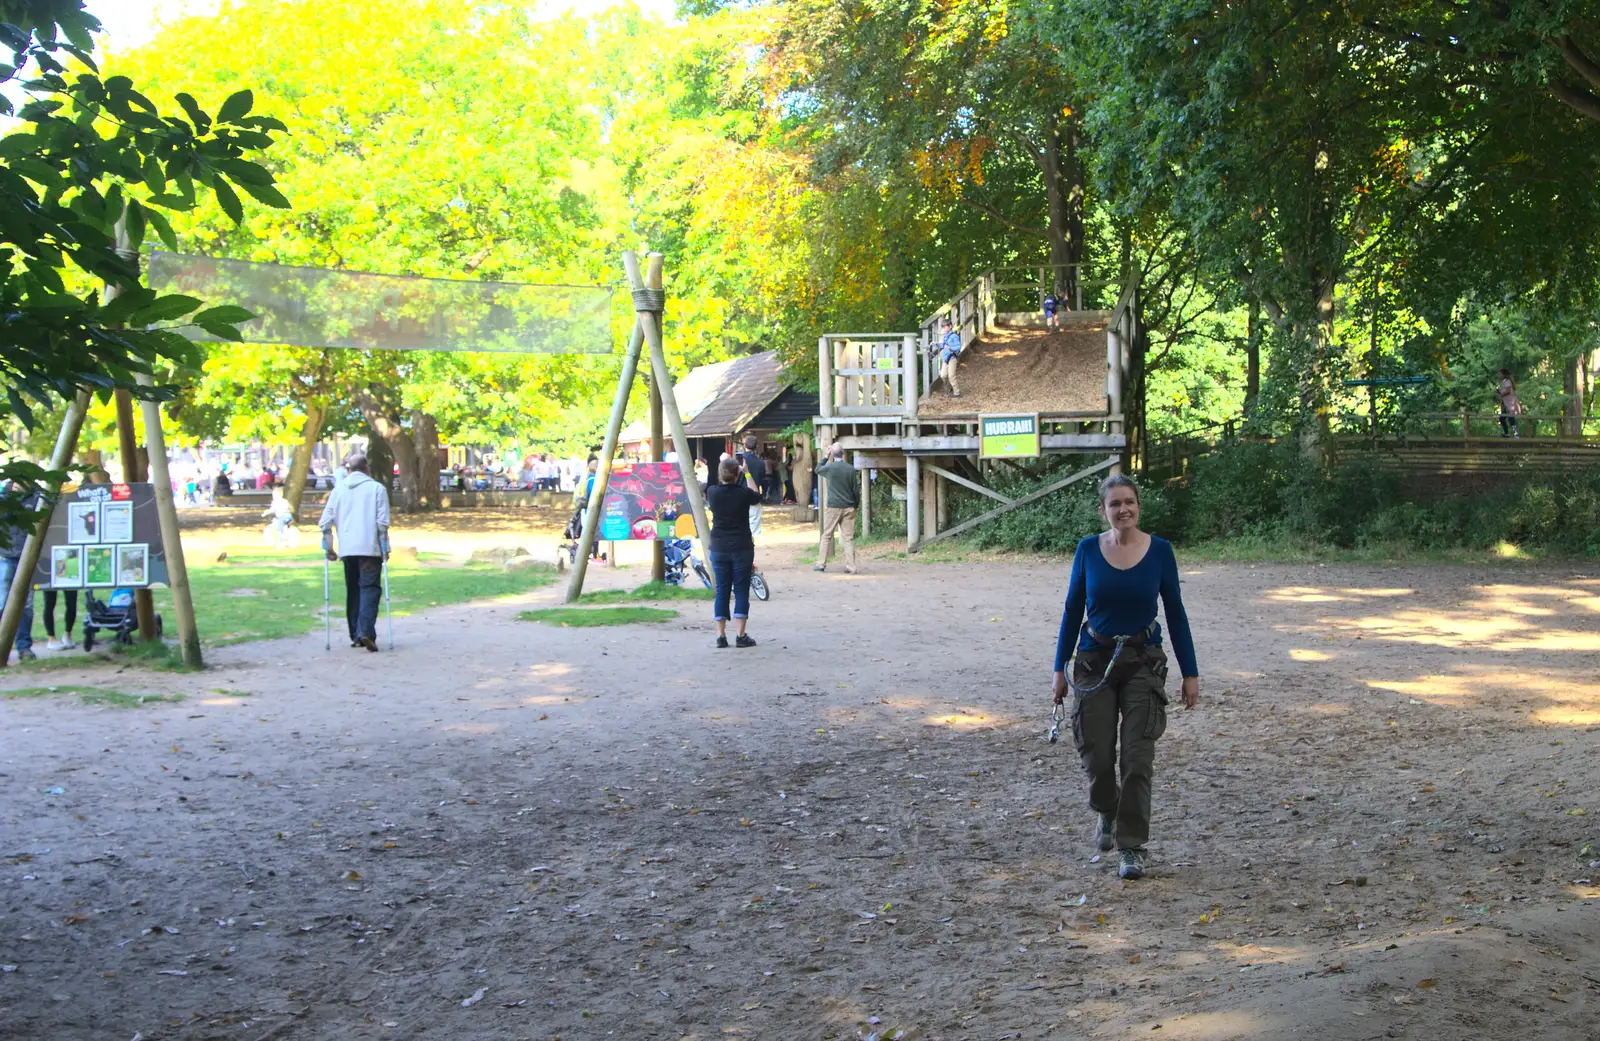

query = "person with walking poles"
[813,443,859,574]
[935,317,964,398]
[318,453,391,652]
[1052,475,1199,880]
[706,456,761,648]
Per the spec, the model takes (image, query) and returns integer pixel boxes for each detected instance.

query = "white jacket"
[318,471,391,558]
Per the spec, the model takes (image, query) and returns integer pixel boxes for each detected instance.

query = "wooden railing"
[1331,412,1600,442]
[817,333,918,418]
[992,262,1118,313]
[915,274,996,398]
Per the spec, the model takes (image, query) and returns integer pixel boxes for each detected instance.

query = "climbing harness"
[1067,623,1159,696]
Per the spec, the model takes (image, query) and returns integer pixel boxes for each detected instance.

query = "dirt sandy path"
[2,532,1597,1040]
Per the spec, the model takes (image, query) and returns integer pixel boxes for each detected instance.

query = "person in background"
[813,443,859,574]
[318,454,391,652]
[1043,290,1060,330]
[1494,368,1522,438]
[42,589,78,651]
[782,447,798,504]
[262,488,296,547]
[1,481,38,661]
[737,434,766,537]
[936,317,964,398]
[214,469,233,498]
[705,457,761,648]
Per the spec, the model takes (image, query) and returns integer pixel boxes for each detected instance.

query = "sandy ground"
[920,326,1108,417]
[2,515,1598,1041]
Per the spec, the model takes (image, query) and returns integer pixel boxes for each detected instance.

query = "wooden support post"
[935,469,948,531]
[818,336,833,419]
[567,315,645,602]
[631,253,712,552]
[928,463,1013,505]
[649,371,665,585]
[0,389,90,666]
[114,388,159,642]
[921,464,937,542]
[919,455,1119,549]
[859,467,870,539]
[903,334,918,418]
[906,454,921,551]
[134,373,202,667]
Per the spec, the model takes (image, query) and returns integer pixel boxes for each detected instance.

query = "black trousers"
[343,556,382,642]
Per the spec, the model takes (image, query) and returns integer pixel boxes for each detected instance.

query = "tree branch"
[1549,77,1600,122]
[958,195,1045,238]
[1555,35,1600,91]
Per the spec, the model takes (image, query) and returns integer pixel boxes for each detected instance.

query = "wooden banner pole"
[628,252,711,550]
[134,372,202,667]
[0,388,91,666]
[565,299,645,603]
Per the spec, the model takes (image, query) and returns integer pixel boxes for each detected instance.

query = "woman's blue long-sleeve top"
[1053,535,1198,678]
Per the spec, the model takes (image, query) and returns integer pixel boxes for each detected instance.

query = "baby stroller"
[662,538,712,589]
[556,506,606,570]
[81,588,162,651]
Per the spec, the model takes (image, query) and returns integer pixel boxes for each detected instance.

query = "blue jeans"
[343,556,382,642]
[710,547,754,621]
[1,556,34,651]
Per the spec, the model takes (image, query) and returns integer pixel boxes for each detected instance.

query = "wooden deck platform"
[813,268,1136,549]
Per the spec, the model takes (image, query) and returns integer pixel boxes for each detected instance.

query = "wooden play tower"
[813,266,1136,549]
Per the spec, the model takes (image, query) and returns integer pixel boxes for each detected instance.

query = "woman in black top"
[704,456,761,648]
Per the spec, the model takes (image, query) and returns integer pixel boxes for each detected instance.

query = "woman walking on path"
[1052,475,1199,880]
[705,457,761,649]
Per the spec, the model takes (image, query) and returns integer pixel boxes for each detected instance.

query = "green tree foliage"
[0,0,286,543]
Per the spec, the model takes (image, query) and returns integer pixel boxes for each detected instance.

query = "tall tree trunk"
[364,425,394,495]
[282,403,326,517]
[1039,115,1085,307]
[1245,300,1261,416]
[1298,277,1336,461]
[412,410,440,509]
[1564,353,1582,435]
[353,390,421,512]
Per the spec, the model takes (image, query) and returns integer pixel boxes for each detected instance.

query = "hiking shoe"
[735,633,757,648]
[16,648,35,661]
[812,564,826,572]
[1117,847,1148,880]
[1095,813,1116,852]
[715,635,729,649]
[358,636,378,652]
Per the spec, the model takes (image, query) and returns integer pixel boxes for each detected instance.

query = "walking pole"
[382,556,393,650]
[322,556,331,651]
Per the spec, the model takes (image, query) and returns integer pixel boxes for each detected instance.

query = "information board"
[599,463,697,541]
[30,483,168,589]
[979,413,1041,458]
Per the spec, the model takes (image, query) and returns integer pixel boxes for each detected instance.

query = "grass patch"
[518,606,678,627]
[3,685,181,708]
[580,581,712,603]
[146,552,559,647]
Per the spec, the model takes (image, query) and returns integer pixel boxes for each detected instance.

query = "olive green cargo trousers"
[1069,643,1170,850]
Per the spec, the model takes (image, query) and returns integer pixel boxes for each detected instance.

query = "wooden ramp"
[918,322,1108,417]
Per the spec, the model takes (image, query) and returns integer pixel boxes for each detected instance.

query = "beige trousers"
[820,507,857,571]
[941,355,961,395]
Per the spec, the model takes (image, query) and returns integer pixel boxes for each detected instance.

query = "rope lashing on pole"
[631,288,666,313]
